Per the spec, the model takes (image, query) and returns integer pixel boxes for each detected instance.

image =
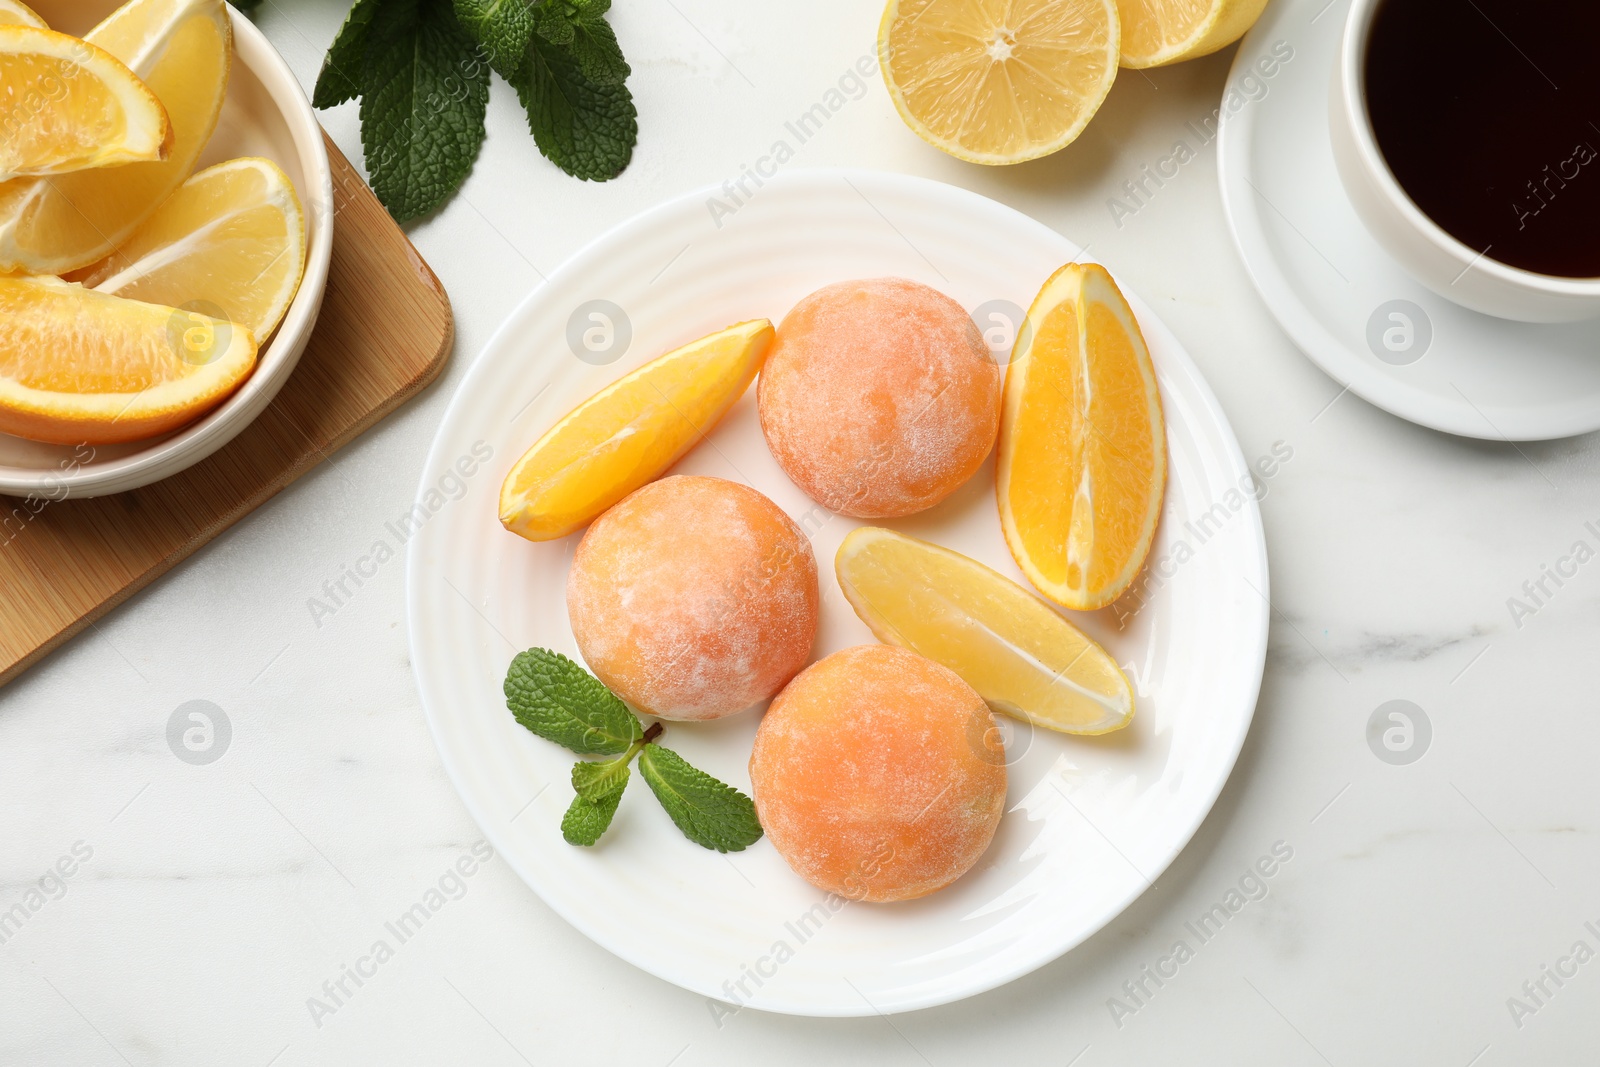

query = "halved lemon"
[72,157,306,340]
[877,0,1120,165]
[1116,0,1268,69]
[838,527,1135,734]
[0,25,171,181]
[0,1,45,28]
[997,262,1165,610]
[0,274,257,444]
[0,0,231,275]
[499,319,775,542]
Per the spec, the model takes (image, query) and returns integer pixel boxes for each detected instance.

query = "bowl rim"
[0,4,335,499]
[1336,0,1600,297]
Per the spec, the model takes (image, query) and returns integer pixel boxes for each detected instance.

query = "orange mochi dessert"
[749,645,1007,902]
[757,278,1001,518]
[567,475,820,721]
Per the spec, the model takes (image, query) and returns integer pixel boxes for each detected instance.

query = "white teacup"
[1329,0,1600,323]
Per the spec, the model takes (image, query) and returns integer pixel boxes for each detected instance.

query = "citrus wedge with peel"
[0,26,171,181]
[997,261,1166,610]
[1116,0,1268,68]
[837,526,1135,734]
[72,157,306,341]
[499,319,775,542]
[878,0,1120,165]
[0,274,257,444]
[0,0,231,275]
[0,1,44,28]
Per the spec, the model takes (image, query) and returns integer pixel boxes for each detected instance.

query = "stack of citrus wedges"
[0,0,307,445]
[878,0,1269,164]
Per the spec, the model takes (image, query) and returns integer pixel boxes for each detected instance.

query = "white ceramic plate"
[406,169,1269,1016]
[1218,0,1600,441]
[0,0,333,498]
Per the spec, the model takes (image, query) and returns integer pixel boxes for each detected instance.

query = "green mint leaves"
[313,0,636,221]
[639,745,764,853]
[504,648,642,755]
[504,649,762,851]
[512,32,636,182]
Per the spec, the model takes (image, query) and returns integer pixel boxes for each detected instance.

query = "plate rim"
[1217,0,1600,442]
[406,166,1270,1015]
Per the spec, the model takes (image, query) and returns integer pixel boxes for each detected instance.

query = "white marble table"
[4,1,1597,1063]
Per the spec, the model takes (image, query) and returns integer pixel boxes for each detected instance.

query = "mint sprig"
[505,649,762,851]
[311,0,637,221]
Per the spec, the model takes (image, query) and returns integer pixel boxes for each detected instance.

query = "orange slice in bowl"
[0,26,171,181]
[0,0,232,275]
[499,319,775,542]
[0,274,257,444]
[997,262,1165,610]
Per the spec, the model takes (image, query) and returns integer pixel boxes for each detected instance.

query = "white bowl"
[1329,0,1600,323]
[0,0,333,499]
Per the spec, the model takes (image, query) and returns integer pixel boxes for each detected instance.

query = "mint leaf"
[313,0,378,108]
[511,33,635,181]
[532,0,630,86]
[453,0,537,78]
[561,790,622,846]
[571,754,631,802]
[638,745,763,853]
[359,0,491,221]
[504,648,643,755]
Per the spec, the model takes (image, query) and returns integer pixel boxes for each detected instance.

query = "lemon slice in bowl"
[1116,0,1268,69]
[72,157,307,341]
[0,2,47,29]
[0,0,231,275]
[0,26,171,181]
[836,526,1135,735]
[0,274,256,444]
[499,319,775,542]
[877,0,1120,165]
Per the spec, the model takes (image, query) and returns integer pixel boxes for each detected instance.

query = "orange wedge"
[0,1,45,28]
[499,319,775,542]
[997,262,1165,610]
[0,274,257,444]
[0,0,232,275]
[0,26,171,181]
[837,527,1135,734]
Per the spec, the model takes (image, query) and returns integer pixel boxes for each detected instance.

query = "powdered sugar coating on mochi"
[757,278,1001,519]
[749,645,1007,903]
[567,475,821,721]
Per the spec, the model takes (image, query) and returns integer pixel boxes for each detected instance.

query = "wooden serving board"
[0,134,453,688]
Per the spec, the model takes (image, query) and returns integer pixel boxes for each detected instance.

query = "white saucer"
[1218,0,1600,441]
[406,169,1269,1015]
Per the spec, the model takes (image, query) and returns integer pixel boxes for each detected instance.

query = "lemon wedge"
[0,0,231,274]
[837,526,1135,734]
[0,1,45,28]
[73,157,306,340]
